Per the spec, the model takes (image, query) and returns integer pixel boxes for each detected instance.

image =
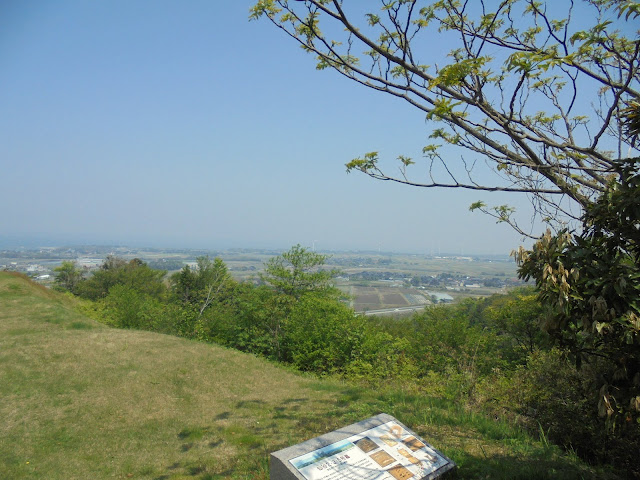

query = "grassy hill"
[0,272,616,479]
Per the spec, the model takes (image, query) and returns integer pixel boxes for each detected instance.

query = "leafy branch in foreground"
[251,0,640,232]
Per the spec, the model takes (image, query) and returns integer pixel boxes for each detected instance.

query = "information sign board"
[270,413,454,480]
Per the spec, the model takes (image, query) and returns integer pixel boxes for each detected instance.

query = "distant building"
[76,258,103,269]
[427,291,454,303]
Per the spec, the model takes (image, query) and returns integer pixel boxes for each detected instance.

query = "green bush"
[410,304,504,378]
[479,349,593,444]
[285,294,364,374]
[102,285,165,330]
[477,348,640,476]
[482,287,551,366]
[206,284,281,358]
[346,331,418,380]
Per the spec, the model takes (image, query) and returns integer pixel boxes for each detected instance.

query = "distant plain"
[1,246,522,314]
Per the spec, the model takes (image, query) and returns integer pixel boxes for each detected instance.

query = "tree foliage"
[53,261,84,293]
[515,161,640,431]
[483,286,551,361]
[75,256,166,301]
[285,293,365,373]
[251,0,640,233]
[171,256,234,320]
[260,244,339,299]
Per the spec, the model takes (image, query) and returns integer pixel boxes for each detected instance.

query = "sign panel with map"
[288,420,451,480]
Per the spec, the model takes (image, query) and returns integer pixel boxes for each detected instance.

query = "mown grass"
[0,272,618,479]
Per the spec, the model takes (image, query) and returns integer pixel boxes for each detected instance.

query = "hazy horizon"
[0,233,520,258]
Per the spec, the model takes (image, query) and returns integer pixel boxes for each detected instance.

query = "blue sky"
[1,1,555,254]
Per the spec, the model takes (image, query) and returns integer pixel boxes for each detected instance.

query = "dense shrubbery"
[517,163,640,428]
[56,245,638,476]
[513,162,640,477]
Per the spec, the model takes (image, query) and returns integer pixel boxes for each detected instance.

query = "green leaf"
[397,155,414,167]
[469,201,486,211]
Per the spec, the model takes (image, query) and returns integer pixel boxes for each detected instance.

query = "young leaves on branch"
[251,0,640,231]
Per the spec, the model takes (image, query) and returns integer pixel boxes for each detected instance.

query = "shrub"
[285,294,365,374]
[347,331,419,380]
[102,285,165,330]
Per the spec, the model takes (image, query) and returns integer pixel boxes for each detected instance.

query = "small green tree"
[171,264,198,305]
[261,244,340,299]
[411,303,502,380]
[257,245,342,360]
[171,256,234,319]
[212,283,286,359]
[285,293,364,373]
[53,261,84,293]
[102,284,163,330]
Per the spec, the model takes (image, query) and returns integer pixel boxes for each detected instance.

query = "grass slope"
[0,272,616,479]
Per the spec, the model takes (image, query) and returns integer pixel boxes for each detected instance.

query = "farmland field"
[330,251,521,312]
[340,283,511,313]
[341,286,432,312]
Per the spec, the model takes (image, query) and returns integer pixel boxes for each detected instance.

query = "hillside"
[0,272,615,479]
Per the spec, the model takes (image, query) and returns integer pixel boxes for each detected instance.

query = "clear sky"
[1,1,552,255]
